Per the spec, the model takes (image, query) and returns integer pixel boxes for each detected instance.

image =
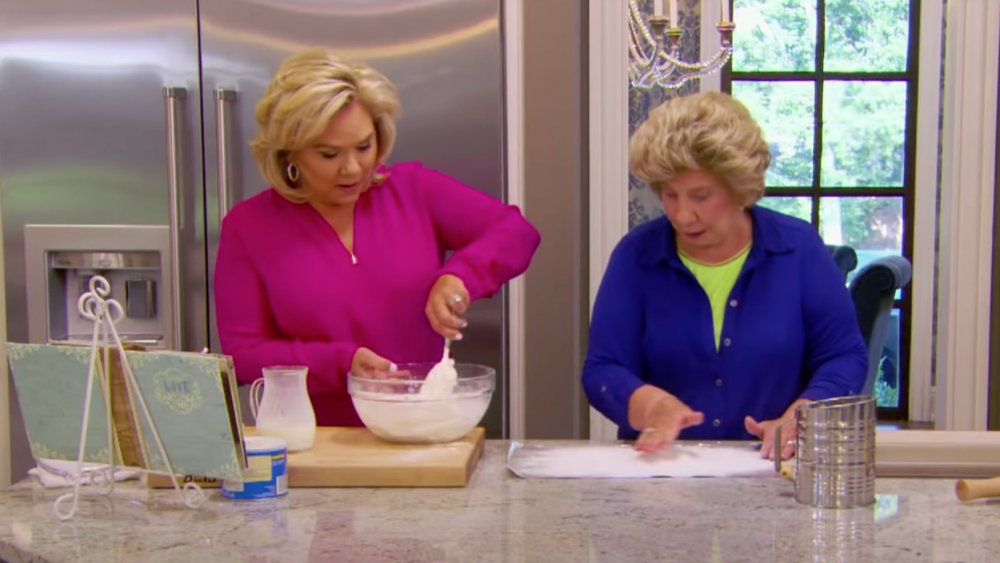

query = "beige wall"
[521,0,590,438]
[1,200,10,487]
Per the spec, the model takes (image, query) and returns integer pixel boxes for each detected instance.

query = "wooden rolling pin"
[955,476,1000,501]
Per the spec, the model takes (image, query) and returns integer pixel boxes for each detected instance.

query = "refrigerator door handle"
[214,87,237,223]
[163,86,186,351]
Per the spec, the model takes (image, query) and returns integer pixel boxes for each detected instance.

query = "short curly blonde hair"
[629,91,770,206]
[251,48,401,203]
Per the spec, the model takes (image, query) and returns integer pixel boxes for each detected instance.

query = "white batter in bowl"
[348,363,495,443]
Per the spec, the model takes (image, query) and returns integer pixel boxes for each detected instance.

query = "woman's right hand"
[350,347,396,379]
[629,387,705,453]
[425,274,470,341]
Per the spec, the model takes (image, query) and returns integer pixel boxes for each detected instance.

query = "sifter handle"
[773,424,783,474]
[955,476,1000,502]
[772,420,795,480]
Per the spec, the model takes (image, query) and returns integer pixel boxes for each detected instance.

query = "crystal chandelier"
[628,0,735,90]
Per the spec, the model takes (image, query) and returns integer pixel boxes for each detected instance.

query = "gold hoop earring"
[286,162,300,183]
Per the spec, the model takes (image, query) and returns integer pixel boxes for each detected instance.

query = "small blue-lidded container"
[222,436,288,500]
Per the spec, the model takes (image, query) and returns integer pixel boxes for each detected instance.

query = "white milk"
[255,424,316,452]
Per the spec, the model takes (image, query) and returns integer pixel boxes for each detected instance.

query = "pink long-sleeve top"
[214,161,541,426]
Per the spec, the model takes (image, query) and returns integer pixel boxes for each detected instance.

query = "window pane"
[733,0,817,72]
[825,0,910,72]
[819,196,902,272]
[874,309,902,408]
[733,81,814,188]
[758,196,811,222]
[821,81,907,187]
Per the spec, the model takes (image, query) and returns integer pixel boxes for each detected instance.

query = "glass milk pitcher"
[250,365,317,452]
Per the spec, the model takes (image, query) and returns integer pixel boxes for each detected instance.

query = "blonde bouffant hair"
[251,48,402,203]
[629,91,770,207]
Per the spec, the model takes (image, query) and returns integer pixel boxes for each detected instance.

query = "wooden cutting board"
[288,426,485,487]
[148,426,485,488]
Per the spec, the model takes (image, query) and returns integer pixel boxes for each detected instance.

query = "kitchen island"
[1,441,998,562]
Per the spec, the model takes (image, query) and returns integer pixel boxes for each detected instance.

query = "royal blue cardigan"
[583,206,867,440]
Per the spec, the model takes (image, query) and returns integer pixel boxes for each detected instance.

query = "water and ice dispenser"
[24,225,176,349]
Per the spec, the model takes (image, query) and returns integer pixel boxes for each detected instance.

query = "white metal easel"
[55,275,204,520]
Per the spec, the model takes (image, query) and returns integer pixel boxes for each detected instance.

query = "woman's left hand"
[744,398,811,460]
[425,274,470,340]
[744,415,795,461]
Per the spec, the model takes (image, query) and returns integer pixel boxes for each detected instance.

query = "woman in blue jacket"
[583,92,867,460]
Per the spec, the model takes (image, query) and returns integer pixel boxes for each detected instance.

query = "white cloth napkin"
[28,458,142,488]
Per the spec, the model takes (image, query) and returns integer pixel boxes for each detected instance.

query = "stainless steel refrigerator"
[1,0,508,480]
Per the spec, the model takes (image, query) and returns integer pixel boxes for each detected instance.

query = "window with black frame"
[723,0,918,418]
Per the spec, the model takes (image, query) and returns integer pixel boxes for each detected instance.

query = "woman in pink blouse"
[214,48,540,426]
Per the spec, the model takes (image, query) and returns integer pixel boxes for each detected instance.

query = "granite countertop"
[1,441,999,562]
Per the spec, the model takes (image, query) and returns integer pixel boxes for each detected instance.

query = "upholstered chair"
[826,244,859,283]
[848,255,912,396]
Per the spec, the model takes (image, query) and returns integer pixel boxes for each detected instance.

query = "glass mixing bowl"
[347,362,495,444]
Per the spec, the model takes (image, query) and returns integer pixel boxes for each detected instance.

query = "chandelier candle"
[627,0,734,89]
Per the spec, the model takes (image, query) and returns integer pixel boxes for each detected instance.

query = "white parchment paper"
[507,442,775,479]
